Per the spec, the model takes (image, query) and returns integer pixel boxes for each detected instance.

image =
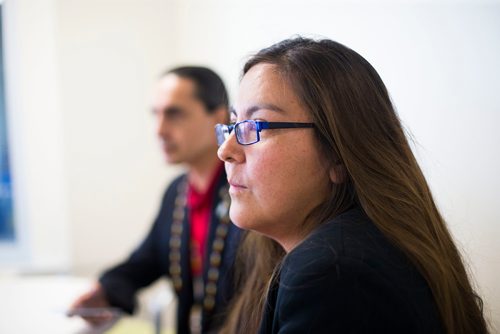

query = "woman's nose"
[217,132,244,163]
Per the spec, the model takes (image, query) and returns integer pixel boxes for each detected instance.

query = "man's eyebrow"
[152,106,184,116]
[230,103,285,118]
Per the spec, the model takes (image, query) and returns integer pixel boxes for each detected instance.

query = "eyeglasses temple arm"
[258,121,315,130]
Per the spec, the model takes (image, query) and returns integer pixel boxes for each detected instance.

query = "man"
[70,67,241,334]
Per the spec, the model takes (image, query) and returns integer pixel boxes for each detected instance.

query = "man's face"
[153,74,223,165]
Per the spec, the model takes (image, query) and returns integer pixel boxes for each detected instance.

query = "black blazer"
[99,172,242,333]
[259,207,444,334]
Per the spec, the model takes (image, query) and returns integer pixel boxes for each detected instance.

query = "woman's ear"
[329,164,346,184]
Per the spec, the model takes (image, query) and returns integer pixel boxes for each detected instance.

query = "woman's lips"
[228,180,247,193]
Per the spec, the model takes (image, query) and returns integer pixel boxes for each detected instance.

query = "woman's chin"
[229,205,256,231]
[229,215,250,231]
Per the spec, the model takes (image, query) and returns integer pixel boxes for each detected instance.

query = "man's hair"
[165,66,229,113]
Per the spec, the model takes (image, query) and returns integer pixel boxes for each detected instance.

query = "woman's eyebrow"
[230,106,237,118]
[230,103,285,119]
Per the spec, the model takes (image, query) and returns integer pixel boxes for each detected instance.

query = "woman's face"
[217,63,332,250]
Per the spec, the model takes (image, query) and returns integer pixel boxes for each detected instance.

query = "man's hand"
[68,282,117,326]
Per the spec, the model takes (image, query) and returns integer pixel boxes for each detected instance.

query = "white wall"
[2,0,499,330]
[1,0,70,271]
[56,0,183,275]
[1,0,185,275]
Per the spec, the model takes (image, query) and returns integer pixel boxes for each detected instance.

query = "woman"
[215,37,488,333]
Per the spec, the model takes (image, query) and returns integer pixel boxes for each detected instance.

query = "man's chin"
[164,156,181,164]
[163,153,184,165]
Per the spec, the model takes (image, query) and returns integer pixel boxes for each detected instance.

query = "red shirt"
[187,162,224,277]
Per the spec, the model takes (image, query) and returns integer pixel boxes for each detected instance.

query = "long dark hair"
[221,37,488,334]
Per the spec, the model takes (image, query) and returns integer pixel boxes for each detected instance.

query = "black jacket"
[100,172,242,333]
[259,207,444,334]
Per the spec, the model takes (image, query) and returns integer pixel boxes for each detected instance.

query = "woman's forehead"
[235,64,305,119]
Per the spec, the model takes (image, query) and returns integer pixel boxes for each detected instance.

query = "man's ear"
[212,107,230,124]
[329,163,346,184]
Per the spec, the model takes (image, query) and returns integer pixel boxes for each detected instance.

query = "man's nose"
[156,116,170,138]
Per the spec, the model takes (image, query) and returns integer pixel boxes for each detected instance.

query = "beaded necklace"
[168,177,231,312]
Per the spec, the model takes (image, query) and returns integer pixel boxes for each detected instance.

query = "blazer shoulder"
[273,208,442,334]
[159,173,187,203]
[167,173,188,192]
[281,207,406,288]
[283,208,370,265]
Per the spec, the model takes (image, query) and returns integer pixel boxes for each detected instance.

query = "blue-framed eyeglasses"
[215,120,315,146]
